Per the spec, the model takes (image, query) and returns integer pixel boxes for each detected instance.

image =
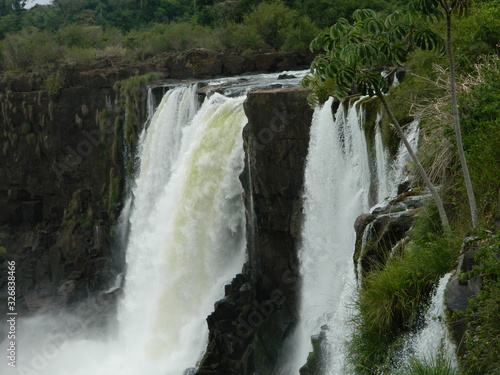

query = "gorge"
[0,53,490,375]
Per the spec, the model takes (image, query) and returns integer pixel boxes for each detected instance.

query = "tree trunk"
[377,91,452,234]
[445,9,479,228]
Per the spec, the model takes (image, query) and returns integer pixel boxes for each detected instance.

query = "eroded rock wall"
[0,70,126,326]
[197,88,313,374]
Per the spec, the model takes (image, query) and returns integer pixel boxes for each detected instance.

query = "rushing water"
[292,98,422,374]
[1,73,435,375]
[392,273,458,372]
[2,84,249,375]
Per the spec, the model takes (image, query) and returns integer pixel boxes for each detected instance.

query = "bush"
[461,232,500,375]
[1,27,66,69]
[240,1,319,51]
[123,22,219,60]
[396,356,457,375]
[458,56,500,225]
[452,2,500,70]
[43,71,65,96]
[56,25,103,48]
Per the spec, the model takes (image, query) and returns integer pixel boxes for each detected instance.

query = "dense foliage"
[0,0,405,70]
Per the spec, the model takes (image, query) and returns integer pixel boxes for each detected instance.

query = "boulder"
[354,191,431,281]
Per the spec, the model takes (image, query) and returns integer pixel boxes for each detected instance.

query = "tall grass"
[348,206,461,374]
[396,356,458,375]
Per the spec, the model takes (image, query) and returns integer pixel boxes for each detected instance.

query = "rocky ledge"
[196,87,313,375]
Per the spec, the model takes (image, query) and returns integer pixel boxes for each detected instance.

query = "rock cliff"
[196,88,313,374]
[0,49,313,329]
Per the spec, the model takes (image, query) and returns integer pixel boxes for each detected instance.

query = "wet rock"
[278,74,296,80]
[354,191,430,281]
[300,325,329,375]
[445,236,483,353]
[197,87,313,375]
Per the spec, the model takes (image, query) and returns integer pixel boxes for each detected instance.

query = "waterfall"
[294,98,421,374]
[292,97,372,373]
[3,85,247,375]
[393,273,458,372]
[374,118,420,203]
[117,89,247,374]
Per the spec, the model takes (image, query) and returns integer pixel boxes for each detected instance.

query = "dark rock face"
[197,88,313,374]
[354,191,430,281]
[0,78,128,342]
[0,49,314,323]
[445,236,483,354]
[299,326,329,375]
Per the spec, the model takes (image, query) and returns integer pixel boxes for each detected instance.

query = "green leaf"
[365,18,384,35]
[353,8,377,22]
[414,29,444,52]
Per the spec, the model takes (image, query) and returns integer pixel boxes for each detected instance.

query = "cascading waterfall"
[292,97,372,373]
[4,84,247,375]
[117,89,247,374]
[294,98,422,374]
[393,273,458,371]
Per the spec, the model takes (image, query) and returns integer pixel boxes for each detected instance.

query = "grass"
[348,206,461,374]
[460,232,500,375]
[395,356,458,375]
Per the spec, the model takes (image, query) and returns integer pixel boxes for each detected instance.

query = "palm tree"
[411,0,478,228]
[302,9,452,233]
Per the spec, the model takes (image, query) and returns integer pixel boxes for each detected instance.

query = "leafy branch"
[302,8,452,233]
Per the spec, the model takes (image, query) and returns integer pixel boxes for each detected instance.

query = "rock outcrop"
[196,87,313,374]
[445,236,483,354]
[0,66,126,329]
[354,190,431,282]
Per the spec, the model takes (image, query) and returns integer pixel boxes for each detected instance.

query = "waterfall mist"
[1,85,247,375]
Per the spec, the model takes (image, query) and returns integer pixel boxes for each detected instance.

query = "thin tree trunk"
[445,9,479,228]
[377,91,452,234]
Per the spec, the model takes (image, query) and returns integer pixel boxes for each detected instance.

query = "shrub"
[396,356,457,375]
[1,27,66,69]
[56,25,103,49]
[458,56,500,226]
[461,232,500,375]
[123,22,213,59]
[43,72,65,96]
[65,48,98,64]
[240,1,319,51]
[452,2,500,70]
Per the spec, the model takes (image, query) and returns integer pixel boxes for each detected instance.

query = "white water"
[374,118,420,204]
[292,97,372,373]
[2,85,247,375]
[393,273,458,372]
[293,99,421,374]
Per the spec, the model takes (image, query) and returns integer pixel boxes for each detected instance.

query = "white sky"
[25,0,53,9]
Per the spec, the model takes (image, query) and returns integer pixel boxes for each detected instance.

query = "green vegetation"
[0,0,406,71]
[411,0,479,229]
[298,2,499,374]
[460,232,500,375]
[349,207,461,374]
[43,71,65,96]
[0,245,7,254]
[396,355,458,375]
[301,7,452,232]
[116,72,163,162]
[458,57,500,227]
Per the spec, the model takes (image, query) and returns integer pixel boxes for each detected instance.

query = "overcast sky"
[25,0,53,9]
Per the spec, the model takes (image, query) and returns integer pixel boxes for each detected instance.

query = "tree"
[409,0,478,228]
[302,8,452,233]
[0,0,27,16]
